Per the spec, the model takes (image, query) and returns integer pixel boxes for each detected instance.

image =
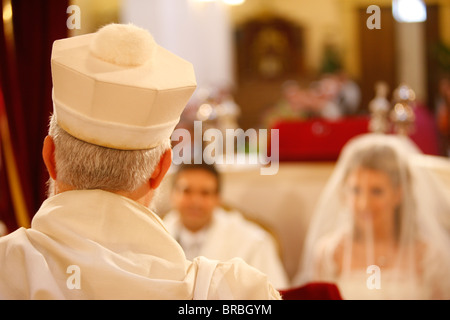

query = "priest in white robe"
[163,163,289,290]
[0,23,281,300]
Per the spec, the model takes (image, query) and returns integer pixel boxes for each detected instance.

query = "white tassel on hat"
[90,23,156,67]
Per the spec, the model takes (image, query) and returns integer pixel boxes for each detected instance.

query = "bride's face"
[344,167,402,230]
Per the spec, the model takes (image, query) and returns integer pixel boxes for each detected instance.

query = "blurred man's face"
[171,169,219,232]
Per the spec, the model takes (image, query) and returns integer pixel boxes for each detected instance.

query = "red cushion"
[279,282,343,300]
[271,116,370,162]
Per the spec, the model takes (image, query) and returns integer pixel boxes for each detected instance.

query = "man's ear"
[42,135,57,180]
[150,148,172,189]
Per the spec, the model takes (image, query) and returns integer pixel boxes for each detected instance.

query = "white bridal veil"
[293,133,450,299]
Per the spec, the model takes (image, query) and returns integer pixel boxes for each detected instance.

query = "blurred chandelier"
[195,0,246,5]
[392,0,427,23]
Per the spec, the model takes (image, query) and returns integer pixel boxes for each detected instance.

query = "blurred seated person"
[260,80,308,129]
[293,133,450,299]
[163,162,289,289]
[262,73,360,128]
[333,71,361,116]
[308,72,361,119]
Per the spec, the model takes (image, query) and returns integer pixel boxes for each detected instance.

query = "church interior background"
[1,0,450,282]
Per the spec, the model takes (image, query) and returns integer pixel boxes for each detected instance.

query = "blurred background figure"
[261,80,311,129]
[163,162,289,290]
[262,71,361,128]
[293,133,450,299]
[333,71,362,117]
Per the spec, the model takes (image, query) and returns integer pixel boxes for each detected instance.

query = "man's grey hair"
[48,114,171,193]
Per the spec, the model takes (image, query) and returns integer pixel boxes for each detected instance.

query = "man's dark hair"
[172,162,221,194]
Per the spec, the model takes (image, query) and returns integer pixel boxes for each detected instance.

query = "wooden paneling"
[233,17,304,130]
[358,6,397,111]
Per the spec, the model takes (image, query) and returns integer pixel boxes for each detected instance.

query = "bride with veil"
[292,133,450,299]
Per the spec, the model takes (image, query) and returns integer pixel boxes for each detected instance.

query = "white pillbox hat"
[51,23,197,150]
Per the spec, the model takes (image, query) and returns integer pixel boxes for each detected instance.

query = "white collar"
[177,225,208,249]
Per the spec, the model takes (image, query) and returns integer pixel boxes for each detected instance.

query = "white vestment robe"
[0,190,281,300]
[163,208,289,290]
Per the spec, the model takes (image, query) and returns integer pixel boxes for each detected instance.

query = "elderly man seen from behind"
[0,23,281,300]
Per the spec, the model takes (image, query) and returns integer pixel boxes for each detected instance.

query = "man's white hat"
[51,23,197,150]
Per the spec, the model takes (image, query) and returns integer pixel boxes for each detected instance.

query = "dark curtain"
[0,0,68,233]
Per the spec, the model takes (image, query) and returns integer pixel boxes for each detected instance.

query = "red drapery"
[0,0,68,233]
